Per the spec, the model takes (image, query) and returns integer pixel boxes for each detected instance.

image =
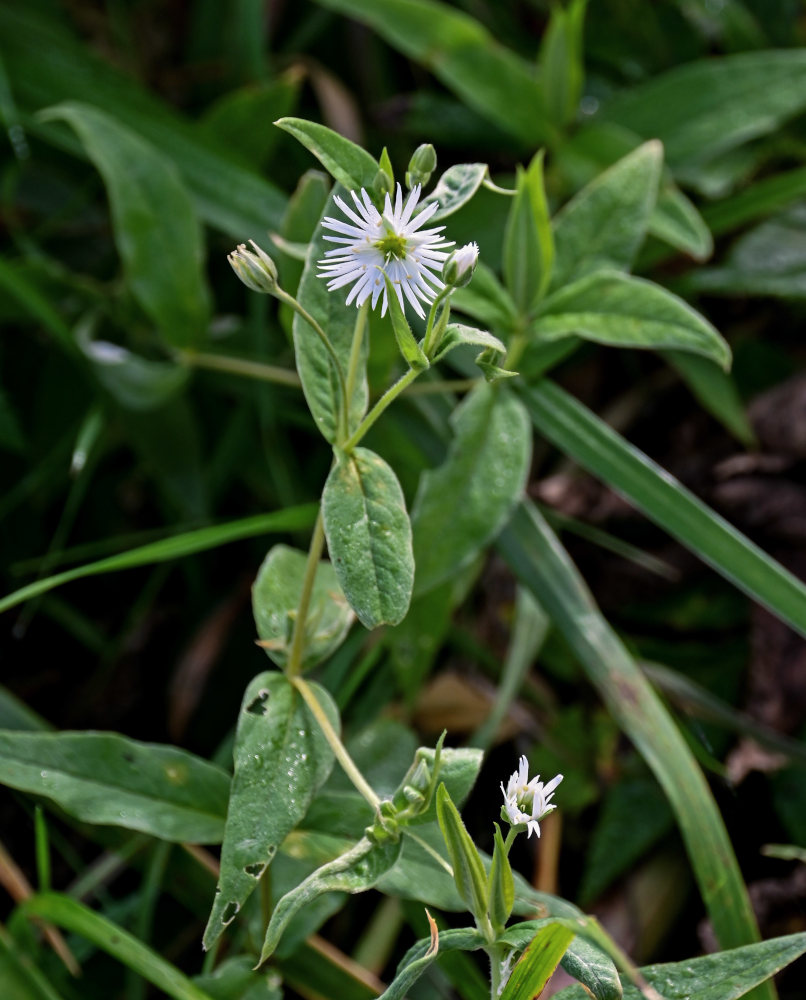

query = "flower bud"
[442,242,479,288]
[405,143,437,189]
[228,240,278,294]
[372,166,394,200]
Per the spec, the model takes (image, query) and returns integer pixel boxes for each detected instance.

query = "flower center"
[373,230,409,261]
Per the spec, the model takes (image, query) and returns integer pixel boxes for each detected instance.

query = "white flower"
[317,183,454,319]
[500,755,563,839]
[443,241,479,288]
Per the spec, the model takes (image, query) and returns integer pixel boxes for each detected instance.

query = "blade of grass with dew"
[498,501,770,999]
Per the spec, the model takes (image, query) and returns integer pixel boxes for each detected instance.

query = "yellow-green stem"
[291,676,380,809]
[285,510,326,678]
[177,350,301,387]
[343,366,421,452]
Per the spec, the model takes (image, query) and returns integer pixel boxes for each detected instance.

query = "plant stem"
[488,945,503,1000]
[177,350,301,388]
[285,510,326,678]
[422,293,451,358]
[403,377,478,396]
[275,287,349,438]
[342,366,420,452]
[291,676,380,809]
[343,303,369,441]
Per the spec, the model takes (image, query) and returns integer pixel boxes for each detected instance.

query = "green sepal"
[435,784,488,924]
[381,271,429,370]
[489,824,515,933]
[475,348,518,382]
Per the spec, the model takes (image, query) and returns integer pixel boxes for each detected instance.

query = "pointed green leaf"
[663,350,754,446]
[650,185,713,261]
[432,323,507,365]
[602,50,806,169]
[503,152,553,313]
[488,824,515,932]
[203,673,338,951]
[41,102,210,349]
[260,836,402,963]
[554,933,806,1000]
[500,924,575,1000]
[252,545,354,671]
[422,163,488,221]
[534,270,731,368]
[435,784,488,922]
[380,927,485,1000]
[538,0,587,129]
[293,189,368,443]
[323,447,414,629]
[551,142,662,290]
[275,117,378,192]
[412,383,531,594]
[0,730,229,843]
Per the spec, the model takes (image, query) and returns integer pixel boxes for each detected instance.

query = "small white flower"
[500,755,563,839]
[443,241,479,288]
[317,183,454,319]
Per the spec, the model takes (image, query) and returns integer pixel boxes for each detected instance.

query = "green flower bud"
[372,166,394,200]
[443,242,479,288]
[405,143,437,189]
[228,240,279,294]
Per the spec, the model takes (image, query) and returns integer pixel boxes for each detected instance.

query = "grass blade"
[521,380,806,639]
[0,504,317,615]
[498,501,769,996]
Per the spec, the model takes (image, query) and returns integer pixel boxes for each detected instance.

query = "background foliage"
[2,1,806,999]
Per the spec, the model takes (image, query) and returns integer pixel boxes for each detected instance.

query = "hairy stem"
[285,510,326,678]
[342,366,420,452]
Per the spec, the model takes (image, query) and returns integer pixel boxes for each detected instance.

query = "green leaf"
[380,927,485,1000]
[0,730,229,843]
[452,261,519,332]
[408,745,483,827]
[488,824,515,931]
[649,185,713,261]
[275,117,378,192]
[602,50,806,169]
[0,7,286,240]
[432,322,507,365]
[689,204,806,300]
[500,924,575,1000]
[503,152,553,312]
[411,383,531,594]
[204,673,338,951]
[498,501,767,966]
[193,956,282,1000]
[323,447,414,629]
[41,102,210,349]
[520,380,806,640]
[435,784,488,922]
[0,922,64,1000]
[293,189,368,443]
[559,936,623,1000]
[311,0,552,147]
[0,259,75,356]
[554,933,806,1000]
[422,163,488,221]
[0,504,317,616]
[663,350,754,446]
[534,271,731,368]
[260,835,402,963]
[252,545,353,672]
[23,893,216,1000]
[538,0,587,129]
[381,272,429,370]
[76,325,189,411]
[703,165,806,237]
[551,141,662,291]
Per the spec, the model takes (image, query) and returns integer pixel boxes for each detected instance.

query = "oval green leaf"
[412,383,531,595]
[252,544,354,671]
[0,730,229,843]
[203,673,338,951]
[275,117,378,193]
[422,163,488,221]
[323,447,414,629]
[534,270,731,369]
[500,924,575,1000]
